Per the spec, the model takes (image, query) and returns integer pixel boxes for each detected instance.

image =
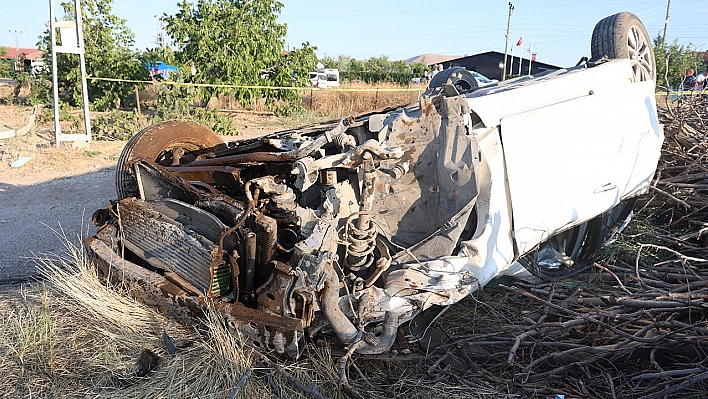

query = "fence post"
[135,85,143,129]
[373,89,379,109]
[309,89,313,111]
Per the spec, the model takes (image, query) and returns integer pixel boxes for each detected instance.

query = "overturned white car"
[87,12,662,358]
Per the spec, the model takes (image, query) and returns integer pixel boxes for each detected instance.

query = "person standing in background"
[683,68,697,91]
[430,64,440,78]
[694,68,708,91]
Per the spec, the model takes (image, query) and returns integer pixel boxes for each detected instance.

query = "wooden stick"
[641,371,708,399]
[226,368,253,399]
[252,349,326,399]
[650,186,692,208]
[501,285,660,343]
[266,368,283,399]
[659,171,708,183]
[135,85,143,129]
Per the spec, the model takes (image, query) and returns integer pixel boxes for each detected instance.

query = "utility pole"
[502,2,514,81]
[9,30,22,71]
[154,14,166,48]
[50,0,91,144]
[662,0,671,44]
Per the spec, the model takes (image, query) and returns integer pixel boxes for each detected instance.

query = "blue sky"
[2,0,707,67]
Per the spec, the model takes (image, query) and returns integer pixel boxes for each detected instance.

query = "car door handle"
[594,183,617,193]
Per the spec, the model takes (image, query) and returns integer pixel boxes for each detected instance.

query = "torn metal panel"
[133,160,201,203]
[387,95,480,261]
[164,165,243,186]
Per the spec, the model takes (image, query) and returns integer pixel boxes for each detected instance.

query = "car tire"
[519,198,636,280]
[428,67,479,94]
[116,120,225,199]
[590,12,656,82]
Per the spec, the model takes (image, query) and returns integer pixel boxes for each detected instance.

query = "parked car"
[309,68,340,88]
[87,12,661,362]
[309,71,327,88]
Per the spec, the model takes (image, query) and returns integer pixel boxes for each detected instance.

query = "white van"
[322,68,339,87]
[309,68,339,88]
[309,72,328,88]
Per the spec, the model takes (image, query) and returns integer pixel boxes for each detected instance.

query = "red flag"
[516,36,523,46]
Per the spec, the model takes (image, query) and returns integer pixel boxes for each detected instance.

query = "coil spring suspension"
[345,212,377,272]
[345,151,378,273]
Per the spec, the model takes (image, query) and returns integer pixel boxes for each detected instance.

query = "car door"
[499,80,662,255]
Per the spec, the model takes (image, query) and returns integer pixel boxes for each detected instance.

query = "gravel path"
[0,116,270,282]
[0,166,115,279]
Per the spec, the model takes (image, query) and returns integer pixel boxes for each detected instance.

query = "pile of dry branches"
[649,93,708,246]
[399,93,708,399]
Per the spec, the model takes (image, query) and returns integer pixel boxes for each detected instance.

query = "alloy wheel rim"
[627,25,653,82]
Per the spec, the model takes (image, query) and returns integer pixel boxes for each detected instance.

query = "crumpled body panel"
[88,58,663,359]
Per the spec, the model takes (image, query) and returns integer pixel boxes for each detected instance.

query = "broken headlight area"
[88,95,487,358]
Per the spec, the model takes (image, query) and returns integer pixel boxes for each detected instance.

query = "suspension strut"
[346,152,377,273]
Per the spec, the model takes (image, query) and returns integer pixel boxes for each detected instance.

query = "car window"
[471,71,492,83]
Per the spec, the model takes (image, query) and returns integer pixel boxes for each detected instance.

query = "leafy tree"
[164,0,317,112]
[142,46,176,65]
[319,55,337,69]
[653,35,705,90]
[283,45,318,100]
[390,60,410,74]
[12,71,51,104]
[320,55,358,72]
[39,0,149,110]
[410,61,428,76]
[0,62,12,78]
[348,59,364,73]
[335,55,353,72]
[0,47,15,78]
[323,54,419,75]
[364,56,390,72]
[320,54,419,84]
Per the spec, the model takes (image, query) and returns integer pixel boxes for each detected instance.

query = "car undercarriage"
[87,12,663,364]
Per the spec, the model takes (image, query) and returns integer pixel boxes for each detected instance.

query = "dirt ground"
[0,104,278,280]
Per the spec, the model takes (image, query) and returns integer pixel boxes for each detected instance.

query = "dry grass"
[0,235,340,398]
[0,231,508,398]
[0,235,179,398]
[199,82,420,119]
[0,82,30,103]
[0,223,541,399]
[301,82,421,117]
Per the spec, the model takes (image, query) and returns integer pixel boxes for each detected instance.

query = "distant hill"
[406,54,461,66]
